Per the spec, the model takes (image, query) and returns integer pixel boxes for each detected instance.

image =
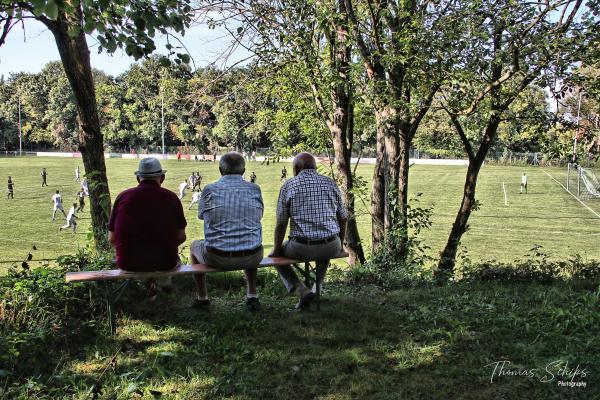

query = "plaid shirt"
[276,169,348,240]
[199,175,263,251]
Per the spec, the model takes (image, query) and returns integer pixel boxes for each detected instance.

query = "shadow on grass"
[60,274,600,399]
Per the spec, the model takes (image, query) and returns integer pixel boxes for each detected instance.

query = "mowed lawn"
[0,157,599,271]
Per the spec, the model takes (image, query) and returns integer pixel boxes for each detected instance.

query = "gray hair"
[219,152,245,175]
[293,152,317,171]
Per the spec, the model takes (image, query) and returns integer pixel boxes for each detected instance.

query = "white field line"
[543,169,600,219]
[502,182,508,206]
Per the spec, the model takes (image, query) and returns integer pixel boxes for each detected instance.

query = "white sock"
[196,295,208,301]
[246,293,258,299]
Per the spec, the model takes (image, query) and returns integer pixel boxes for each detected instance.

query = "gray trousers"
[276,237,342,293]
[191,240,263,270]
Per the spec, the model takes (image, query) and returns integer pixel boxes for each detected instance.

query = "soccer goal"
[567,163,600,200]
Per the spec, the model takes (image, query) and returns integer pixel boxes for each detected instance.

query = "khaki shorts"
[190,240,263,270]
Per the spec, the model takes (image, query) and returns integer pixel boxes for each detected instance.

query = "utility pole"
[18,96,22,157]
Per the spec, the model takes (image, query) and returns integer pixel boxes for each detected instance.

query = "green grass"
[1,157,599,271]
[3,270,599,399]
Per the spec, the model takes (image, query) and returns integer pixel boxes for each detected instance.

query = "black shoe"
[296,291,315,311]
[246,297,260,312]
[191,298,211,309]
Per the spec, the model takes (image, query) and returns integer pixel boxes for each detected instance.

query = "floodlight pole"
[17,97,22,156]
[572,91,582,159]
[161,89,165,158]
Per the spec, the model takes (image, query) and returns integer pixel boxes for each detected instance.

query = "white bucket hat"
[135,157,166,177]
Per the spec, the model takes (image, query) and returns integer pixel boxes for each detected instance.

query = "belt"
[290,235,338,245]
[206,245,262,257]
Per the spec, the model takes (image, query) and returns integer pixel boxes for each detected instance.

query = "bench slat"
[65,252,349,283]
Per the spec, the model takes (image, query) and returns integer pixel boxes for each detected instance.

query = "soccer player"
[76,189,85,212]
[189,189,201,209]
[178,180,188,200]
[75,166,81,182]
[60,203,78,233]
[188,172,197,189]
[249,171,257,183]
[41,168,48,187]
[281,166,287,181]
[193,172,202,190]
[520,173,528,194]
[7,176,14,199]
[52,190,68,220]
[81,178,89,196]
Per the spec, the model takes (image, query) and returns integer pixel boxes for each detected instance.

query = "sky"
[0,19,250,77]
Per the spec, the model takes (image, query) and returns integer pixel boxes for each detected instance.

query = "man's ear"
[241,168,246,176]
[136,177,141,184]
[160,175,165,184]
[219,167,224,176]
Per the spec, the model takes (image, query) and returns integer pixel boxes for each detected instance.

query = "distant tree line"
[2,58,596,160]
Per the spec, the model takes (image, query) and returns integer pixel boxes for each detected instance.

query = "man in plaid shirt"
[191,152,264,312]
[270,153,347,310]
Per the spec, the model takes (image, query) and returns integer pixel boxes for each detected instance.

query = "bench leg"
[101,281,116,335]
[314,262,329,311]
[102,280,130,335]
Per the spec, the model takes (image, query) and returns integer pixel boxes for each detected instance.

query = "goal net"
[567,163,600,200]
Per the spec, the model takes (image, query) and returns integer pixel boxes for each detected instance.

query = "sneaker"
[295,291,316,311]
[191,298,210,309]
[246,297,260,312]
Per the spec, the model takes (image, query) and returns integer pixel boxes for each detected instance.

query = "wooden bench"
[66,252,348,334]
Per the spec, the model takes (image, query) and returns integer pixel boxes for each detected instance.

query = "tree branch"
[448,113,475,160]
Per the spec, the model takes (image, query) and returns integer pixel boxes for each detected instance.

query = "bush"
[351,193,434,288]
[454,245,600,282]
[0,251,113,380]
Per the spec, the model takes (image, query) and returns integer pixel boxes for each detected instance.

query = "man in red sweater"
[108,157,187,296]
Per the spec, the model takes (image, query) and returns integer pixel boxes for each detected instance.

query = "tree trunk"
[45,13,111,250]
[437,161,481,272]
[382,107,400,233]
[331,113,365,264]
[326,0,365,264]
[371,110,386,250]
[437,118,500,273]
[396,127,411,259]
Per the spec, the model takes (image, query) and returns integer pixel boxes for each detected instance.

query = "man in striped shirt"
[270,153,347,310]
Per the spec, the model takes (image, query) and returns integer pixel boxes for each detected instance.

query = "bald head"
[293,152,317,175]
[219,152,245,176]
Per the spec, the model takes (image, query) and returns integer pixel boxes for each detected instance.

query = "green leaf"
[31,0,46,9]
[45,0,59,20]
[83,19,96,33]
[158,57,171,67]
[178,53,190,64]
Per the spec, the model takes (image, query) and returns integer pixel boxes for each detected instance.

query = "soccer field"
[0,157,598,272]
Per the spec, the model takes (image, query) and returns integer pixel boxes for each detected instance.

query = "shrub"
[0,251,113,379]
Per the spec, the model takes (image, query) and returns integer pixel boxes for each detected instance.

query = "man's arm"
[337,215,347,249]
[270,185,289,257]
[175,229,186,246]
[271,220,288,257]
[108,230,115,245]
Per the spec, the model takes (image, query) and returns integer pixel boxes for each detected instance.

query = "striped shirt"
[199,175,263,251]
[276,169,348,240]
